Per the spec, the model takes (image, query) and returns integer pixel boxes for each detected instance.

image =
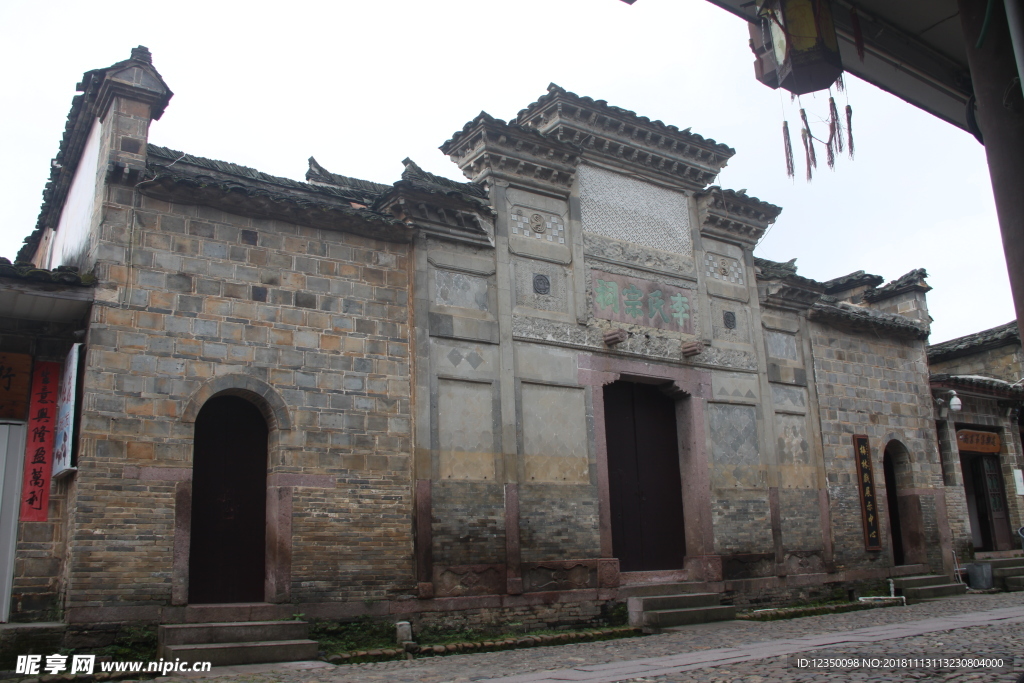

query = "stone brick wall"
[518,484,600,563]
[59,187,414,614]
[809,322,946,573]
[930,344,1023,383]
[431,482,505,567]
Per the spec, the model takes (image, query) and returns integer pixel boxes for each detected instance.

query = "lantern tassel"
[834,74,845,92]
[801,128,813,181]
[830,96,843,155]
[783,121,795,178]
[846,104,855,159]
[851,8,865,62]
[800,108,817,169]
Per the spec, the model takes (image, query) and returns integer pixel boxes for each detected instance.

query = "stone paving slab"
[163,592,1024,683]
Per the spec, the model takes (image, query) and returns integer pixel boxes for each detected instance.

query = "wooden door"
[882,452,906,565]
[978,455,1013,551]
[604,382,685,572]
[189,396,268,603]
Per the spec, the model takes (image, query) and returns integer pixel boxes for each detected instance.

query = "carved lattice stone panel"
[511,207,566,244]
[704,252,744,285]
[578,164,692,257]
[707,403,759,466]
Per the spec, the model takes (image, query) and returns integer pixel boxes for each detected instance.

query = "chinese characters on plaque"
[590,270,695,335]
[955,429,1000,453]
[19,361,61,522]
[52,343,81,477]
[853,435,882,551]
[0,352,33,419]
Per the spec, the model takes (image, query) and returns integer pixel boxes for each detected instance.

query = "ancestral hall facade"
[1,47,1016,634]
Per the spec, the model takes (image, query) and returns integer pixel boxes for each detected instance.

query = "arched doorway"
[189,395,268,603]
[882,441,925,566]
[603,380,685,572]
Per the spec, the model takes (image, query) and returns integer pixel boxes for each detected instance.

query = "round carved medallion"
[533,274,551,295]
[529,213,546,233]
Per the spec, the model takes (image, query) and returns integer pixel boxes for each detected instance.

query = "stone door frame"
[578,354,718,583]
[174,374,295,605]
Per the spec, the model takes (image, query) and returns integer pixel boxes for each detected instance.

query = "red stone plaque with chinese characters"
[853,435,882,551]
[19,362,60,522]
[590,269,695,335]
[0,353,33,420]
[956,429,1001,453]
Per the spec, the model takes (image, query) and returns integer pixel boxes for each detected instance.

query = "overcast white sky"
[0,0,1010,343]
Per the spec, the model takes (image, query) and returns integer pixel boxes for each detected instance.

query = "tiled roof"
[304,156,391,204]
[147,146,398,211]
[754,257,799,279]
[863,268,930,302]
[440,110,579,156]
[0,259,94,286]
[399,158,487,199]
[930,372,1024,398]
[809,300,929,340]
[928,321,1020,363]
[18,47,172,263]
[821,270,884,294]
[516,84,736,158]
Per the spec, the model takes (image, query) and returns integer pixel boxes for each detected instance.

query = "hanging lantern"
[756,0,843,95]
[749,20,779,89]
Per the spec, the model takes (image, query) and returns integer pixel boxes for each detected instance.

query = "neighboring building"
[1,48,1004,643]
[929,322,1024,554]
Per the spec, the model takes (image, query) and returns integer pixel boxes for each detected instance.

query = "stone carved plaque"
[590,269,695,334]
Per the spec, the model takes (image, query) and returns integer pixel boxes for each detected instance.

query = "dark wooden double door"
[188,396,268,603]
[963,452,1013,551]
[604,381,686,572]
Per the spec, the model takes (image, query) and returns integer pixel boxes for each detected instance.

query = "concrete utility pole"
[959,0,1024,341]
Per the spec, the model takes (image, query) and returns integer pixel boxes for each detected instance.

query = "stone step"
[1005,576,1024,592]
[158,621,309,648]
[903,582,967,603]
[992,566,1024,578]
[985,558,1024,570]
[628,592,721,612]
[160,639,319,666]
[644,605,736,630]
[617,582,706,599]
[892,575,952,590]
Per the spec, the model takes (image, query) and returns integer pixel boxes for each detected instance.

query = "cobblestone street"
[167,592,1024,683]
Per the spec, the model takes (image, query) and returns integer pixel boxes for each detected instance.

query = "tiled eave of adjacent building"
[928,321,1021,364]
[930,373,1024,400]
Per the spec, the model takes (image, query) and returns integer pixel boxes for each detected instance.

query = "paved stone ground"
[168,593,1024,683]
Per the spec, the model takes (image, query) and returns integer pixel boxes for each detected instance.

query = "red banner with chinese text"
[19,362,60,521]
